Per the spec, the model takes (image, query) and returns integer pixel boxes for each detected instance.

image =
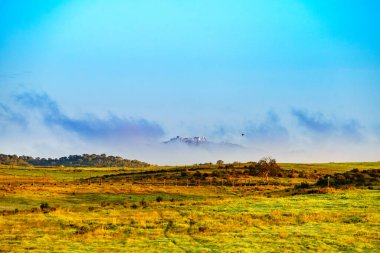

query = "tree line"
[0,154,150,168]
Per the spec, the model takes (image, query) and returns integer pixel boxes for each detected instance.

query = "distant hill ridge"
[0,154,150,168]
[164,136,208,145]
[163,136,243,149]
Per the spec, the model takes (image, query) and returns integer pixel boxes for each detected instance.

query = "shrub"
[198,226,207,233]
[40,202,52,213]
[140,199,148,208]
[295,182,310,189]
[100,201,110,207]
[76,226,90,235]
[131,204,138,209]
[40,202,49,210]
[156,196,163,202]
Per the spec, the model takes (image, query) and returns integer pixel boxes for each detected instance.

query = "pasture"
[0,162,379,252]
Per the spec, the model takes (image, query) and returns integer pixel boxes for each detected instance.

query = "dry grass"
[0,164,379,252]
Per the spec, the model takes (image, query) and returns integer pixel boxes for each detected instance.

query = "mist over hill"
[163,136,243,149]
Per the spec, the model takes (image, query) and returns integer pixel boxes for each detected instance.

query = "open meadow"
[0,162,379,252]
[2,1,380,252]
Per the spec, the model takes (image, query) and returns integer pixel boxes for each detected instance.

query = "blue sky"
[1,0,379,164]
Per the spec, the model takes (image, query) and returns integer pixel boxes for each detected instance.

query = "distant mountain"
[163,136,208,145]
[163,136,243,149]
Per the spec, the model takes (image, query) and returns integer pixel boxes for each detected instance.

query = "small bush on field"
[76,226,90,235]
[40,202,51,213]
[40,202,49,210]
[198,226,207,233]
[189,219,196,226]
[295,182,310,189]
[100,201,110,207]
[131,204,138,209]
[156,196,163,202]
[140,199,148,208]
[40,202,55,213]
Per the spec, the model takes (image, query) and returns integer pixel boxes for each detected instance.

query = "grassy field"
[279,162,380,174]
[1,161,378,182]
[0,163,379,252]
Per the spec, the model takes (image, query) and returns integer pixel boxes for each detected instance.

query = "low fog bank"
[2,138,379,165]
[1,90,379,165]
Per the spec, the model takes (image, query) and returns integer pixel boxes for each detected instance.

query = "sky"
[0,0,379,164]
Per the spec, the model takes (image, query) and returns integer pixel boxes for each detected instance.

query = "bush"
[140,199,148,208]
[131,204,138,209]
[76,226,90,235]
[156,196,163,202]
[39,202,53,213]
[40,202,49,210]
[100,201,110,207]
[198,226,207,233]
[295,182,310,189]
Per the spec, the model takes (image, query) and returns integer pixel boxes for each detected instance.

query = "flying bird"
[241,133,245,136]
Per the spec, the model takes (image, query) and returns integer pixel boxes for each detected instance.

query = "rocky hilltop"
[164,136,208,145]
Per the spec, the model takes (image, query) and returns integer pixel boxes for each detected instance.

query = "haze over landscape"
[1,0,379,164]
[1,2,380,252]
